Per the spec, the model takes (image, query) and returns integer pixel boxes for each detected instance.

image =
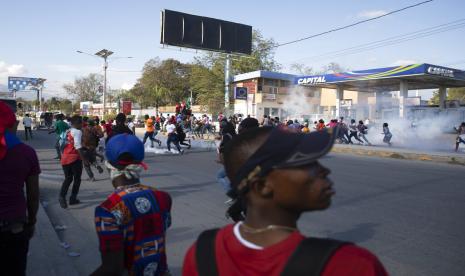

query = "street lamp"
[94,49,113,115]
[76,49,133,115]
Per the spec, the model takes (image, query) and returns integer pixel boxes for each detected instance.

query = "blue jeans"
[167,134,181,152]
[142,131,161,147]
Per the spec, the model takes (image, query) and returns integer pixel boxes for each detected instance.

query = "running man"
[142,115,161,148]
[166,119,183,154]
[382,123,393,147]
[82,119,104,181]
[454,122,465,152]
[348,119,363,144]
[59,115,87,208]
[49,114,69,160]
[357,120,372,146]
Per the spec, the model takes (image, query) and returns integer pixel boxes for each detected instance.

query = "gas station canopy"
[294,63,465,92]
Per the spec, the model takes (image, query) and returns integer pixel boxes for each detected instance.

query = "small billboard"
[8,77,41,92]
[122,101,132,115]
[234,87,248,100]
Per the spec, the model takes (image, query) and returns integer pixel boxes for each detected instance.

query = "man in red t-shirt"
[59,115,88,208]
[183,127,388,276]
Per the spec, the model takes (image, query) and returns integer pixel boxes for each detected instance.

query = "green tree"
[63,73,103,102]
[189,64,224,114]
[191,29,281,113]
[429,87,465,104]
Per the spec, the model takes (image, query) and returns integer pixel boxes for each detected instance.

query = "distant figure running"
[382,123,392,146]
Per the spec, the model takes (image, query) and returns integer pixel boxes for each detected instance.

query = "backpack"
[59,130,72,154]
[195,229,351,276]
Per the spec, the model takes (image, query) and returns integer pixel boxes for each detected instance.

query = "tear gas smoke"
[282,87,464,152]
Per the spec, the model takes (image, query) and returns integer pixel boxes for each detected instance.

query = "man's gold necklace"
[241,223,298,234]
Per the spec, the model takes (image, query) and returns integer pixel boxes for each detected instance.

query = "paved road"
[24,129,465,276]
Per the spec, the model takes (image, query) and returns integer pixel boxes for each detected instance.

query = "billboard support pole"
[224,54,231,112]
[36,89,40,111]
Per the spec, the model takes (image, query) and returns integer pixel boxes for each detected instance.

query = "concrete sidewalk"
[332,143,465,165]
[27,202,79,276]
[14,126,80,276]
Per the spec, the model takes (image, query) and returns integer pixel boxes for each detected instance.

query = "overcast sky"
[1,0,464,99]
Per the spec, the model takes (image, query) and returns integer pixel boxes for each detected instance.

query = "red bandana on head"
[0,101,17,160]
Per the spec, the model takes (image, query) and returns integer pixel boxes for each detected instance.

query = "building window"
[268,87,278,94]
[264,107,270,116]
[271,108,279,117]
[280,80,291,87]
[264,78,278,86]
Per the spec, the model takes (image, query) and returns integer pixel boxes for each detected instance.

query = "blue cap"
[105,134,144,165]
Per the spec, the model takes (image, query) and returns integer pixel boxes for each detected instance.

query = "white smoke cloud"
[281,86,462,152]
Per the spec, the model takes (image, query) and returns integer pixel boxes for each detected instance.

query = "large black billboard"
[161,9,252,55]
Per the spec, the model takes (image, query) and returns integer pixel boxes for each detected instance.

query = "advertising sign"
[294,63,465,86]
[122,101,132,115]
[234,87,248,100]
[8,77,40,91]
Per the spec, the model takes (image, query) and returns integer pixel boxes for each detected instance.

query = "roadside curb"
[331,145,465,166]
[27,202,79,276]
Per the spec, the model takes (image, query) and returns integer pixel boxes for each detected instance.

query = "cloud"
[121,82,134,90]
[0,61,27,77]
[0,61,28,90]
[357,10,388,19]
[391,59,418,66]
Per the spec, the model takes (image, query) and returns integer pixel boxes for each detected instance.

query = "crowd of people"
[4,93,465,276]
[255,115,394,147]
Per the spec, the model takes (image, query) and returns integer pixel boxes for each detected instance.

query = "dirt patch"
[389,153,406,159]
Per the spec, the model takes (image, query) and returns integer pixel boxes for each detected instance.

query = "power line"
[270,0,434,50]
[283,19,465,64]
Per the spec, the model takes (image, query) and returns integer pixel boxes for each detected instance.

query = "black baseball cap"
[231,127,338,190]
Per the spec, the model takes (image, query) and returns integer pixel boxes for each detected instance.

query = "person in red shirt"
[0,101,40,276]
[183,127,388,276]
[59,115,88,208]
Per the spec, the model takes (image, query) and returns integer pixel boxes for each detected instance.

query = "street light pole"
[77,50,133,116]
[103,56,108,115]
[94,49,114,115]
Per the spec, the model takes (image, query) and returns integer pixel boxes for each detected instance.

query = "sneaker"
[96,166,104,174]
[59,197,67,209]
[54,156,61,160]
[158,141,162,147]
[180,150,184,155]
[69,198,81,205]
